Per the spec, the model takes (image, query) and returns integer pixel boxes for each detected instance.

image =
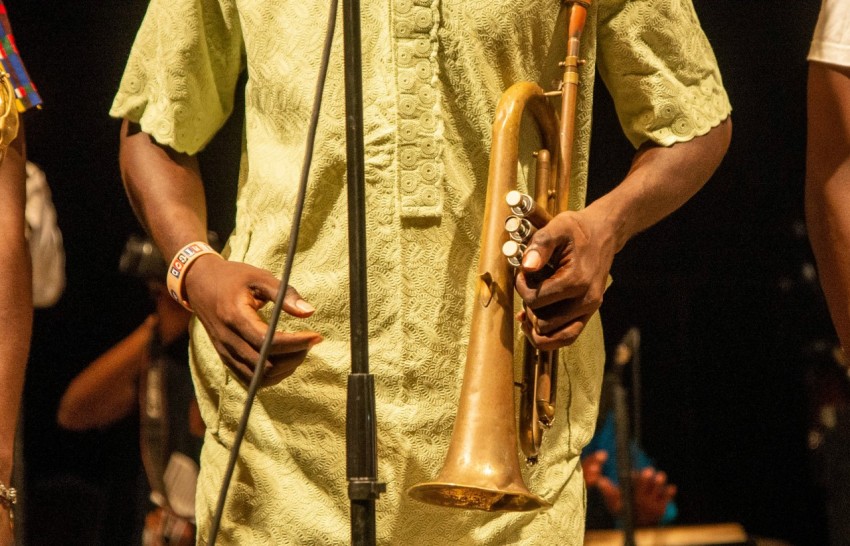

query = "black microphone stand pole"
[342,0,385,544]
[613,328,640,546]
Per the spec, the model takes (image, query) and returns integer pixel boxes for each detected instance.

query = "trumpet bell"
[407,481,550,512]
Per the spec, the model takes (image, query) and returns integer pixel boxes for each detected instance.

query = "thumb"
[281,285,315,318]
[521,241,549,273]
[522,218,566,272]
[247,271,314,318]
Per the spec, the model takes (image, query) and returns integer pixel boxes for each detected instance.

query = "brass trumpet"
[407,0,591,511]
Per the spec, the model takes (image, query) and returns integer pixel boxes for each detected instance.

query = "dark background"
[6,0,837,544]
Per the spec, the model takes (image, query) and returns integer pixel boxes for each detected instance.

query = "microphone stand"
[613,328,640,546]
[342,0,385,544]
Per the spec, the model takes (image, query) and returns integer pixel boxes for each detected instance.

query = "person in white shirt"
[805,2,850,544]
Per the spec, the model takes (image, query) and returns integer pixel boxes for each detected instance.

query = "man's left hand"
[515,207,616,350]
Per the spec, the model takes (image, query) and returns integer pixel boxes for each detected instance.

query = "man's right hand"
[118,120,322,387]
[183,254,323,387]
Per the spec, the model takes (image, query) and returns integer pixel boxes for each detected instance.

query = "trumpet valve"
[506,190,533,214]
[505,191,553,228]
[502,240,526,268]
[505,215,533,243]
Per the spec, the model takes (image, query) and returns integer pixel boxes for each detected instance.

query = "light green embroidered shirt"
[111,0,730,543]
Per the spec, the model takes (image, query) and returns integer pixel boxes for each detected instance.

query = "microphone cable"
[207,0,339,542]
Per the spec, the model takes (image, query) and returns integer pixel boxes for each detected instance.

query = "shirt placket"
[394,0,444,219]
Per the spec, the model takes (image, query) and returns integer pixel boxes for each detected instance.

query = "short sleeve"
[109,0,244,155]
[808,0,850,67]
[596,0,731,148]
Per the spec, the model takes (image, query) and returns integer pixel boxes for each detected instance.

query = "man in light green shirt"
[112,0,731,543]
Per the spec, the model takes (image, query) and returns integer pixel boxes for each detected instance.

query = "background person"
[581,396,678,528]
[12,160,64,546]
[806,0,850,361]
[57,234,210,546]
[805,0,850,543]
[0,2,43,544]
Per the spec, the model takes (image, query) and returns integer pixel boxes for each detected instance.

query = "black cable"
[207,0,339,542]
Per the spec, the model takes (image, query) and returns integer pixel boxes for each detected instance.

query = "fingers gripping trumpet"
[407,0,591,512]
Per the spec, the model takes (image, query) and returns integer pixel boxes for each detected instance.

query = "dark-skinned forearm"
[119,120,210,260]
[0,130,31,485]
[806,63,850,351]
[587,118,732,252]
[57,316,155,431]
